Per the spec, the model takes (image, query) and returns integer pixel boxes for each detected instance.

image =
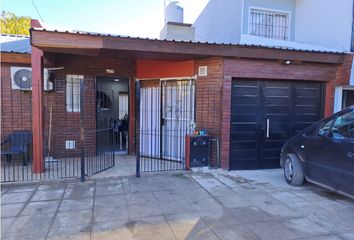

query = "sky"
[2,0,209,38]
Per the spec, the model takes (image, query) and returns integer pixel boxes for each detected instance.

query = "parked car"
[280,106,354,198]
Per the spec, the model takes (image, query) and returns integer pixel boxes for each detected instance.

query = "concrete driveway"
[1,170,354,240]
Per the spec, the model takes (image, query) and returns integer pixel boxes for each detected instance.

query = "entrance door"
[230,79,323,170]
[139,79,195,172]
[96,77,129,154]
[161,80,195,160]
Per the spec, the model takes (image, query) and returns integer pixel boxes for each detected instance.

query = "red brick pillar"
[31,47,45,173]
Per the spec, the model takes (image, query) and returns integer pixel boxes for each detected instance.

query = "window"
[249,8,290,40]
[66,75,83,112]
[332,110,354,139]
[318,118,335,137]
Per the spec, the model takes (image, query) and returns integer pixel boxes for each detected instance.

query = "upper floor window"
[249,8,290,40]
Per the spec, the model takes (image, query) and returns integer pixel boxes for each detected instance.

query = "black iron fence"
[1,74,115,182]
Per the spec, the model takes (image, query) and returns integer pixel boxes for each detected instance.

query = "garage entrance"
[230,79,324,170]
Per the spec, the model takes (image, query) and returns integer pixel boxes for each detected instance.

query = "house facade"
[1,5,353,182]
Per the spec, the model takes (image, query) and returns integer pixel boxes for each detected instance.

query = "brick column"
[31,47,45,173]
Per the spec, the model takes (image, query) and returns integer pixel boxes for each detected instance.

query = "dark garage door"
[230,79,324,170]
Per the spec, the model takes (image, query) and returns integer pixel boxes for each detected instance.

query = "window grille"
[249,9,290,40]
[66,75,83,112]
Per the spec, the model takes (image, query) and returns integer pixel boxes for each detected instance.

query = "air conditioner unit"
[10,67,53,91]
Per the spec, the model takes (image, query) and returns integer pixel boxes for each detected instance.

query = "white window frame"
[66,74,83,112]
[248,7,291,41]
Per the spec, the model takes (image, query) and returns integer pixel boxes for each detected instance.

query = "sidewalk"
[1,171,354,240]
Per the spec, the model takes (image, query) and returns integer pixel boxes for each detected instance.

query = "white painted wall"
[193,0,353,52]
[193,0,243,44]
[295,0,353,52]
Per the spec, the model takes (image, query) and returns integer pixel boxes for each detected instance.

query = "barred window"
[66,75,83,112]
[249,8,290,40]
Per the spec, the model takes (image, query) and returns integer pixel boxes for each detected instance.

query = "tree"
[0,11,31,35]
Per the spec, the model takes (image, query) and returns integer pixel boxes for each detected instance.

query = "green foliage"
[0,11,31,35]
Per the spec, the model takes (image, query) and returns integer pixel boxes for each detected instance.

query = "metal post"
[112,90,115,166]
[80,79,85,182]
[135,80,141,177]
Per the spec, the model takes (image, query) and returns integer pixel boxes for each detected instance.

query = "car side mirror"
[318,129,331,138]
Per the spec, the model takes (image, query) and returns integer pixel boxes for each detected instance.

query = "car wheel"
[284,153,304,186]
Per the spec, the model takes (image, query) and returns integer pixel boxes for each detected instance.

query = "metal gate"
[136,79,195,175]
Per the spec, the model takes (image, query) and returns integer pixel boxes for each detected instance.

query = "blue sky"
[2,0,209,38]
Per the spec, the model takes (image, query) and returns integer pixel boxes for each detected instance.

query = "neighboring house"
[192,0,354,111]
[1,34,32,153]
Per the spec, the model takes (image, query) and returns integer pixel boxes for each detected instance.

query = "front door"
[96,77,129,154]
[161,80,195,160]
[139,79,195,172]
[230,79,323,170]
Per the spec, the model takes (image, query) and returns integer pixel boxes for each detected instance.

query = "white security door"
[162,80,195,161]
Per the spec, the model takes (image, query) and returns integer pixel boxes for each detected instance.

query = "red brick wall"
[195,58,224,167]
[324,54,353,116]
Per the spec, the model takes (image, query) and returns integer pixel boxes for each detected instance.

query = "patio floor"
[1,170,354,240]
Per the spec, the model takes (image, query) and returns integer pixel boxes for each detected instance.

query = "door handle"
[348,152,354,158]
[266,119,270,139]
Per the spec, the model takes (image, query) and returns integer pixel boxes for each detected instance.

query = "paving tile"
[246,221,298,240]
[304,235,344,240]
[21,200,59,216]
[1,203,24,218]
[152,189,185,202]
[216,195,252,209]
[92,220,133,240]
[6,214,52,236]
[133,232,176,240]
[165,212,202,233]
[1,217,15,237]
[59,198,93,212]
[173,222,219,240]
[228,206,271,224]
[158,199,196,215]
[199,210,241,228]
[281,217,330,238]
[93,205,129,223]
[130,216,174,237]
[37,183,66,191]
[5,185,37,193]
[95,194,126,209]
[1,191,32,204]
[128,202,163,218]
[339,232,354,240]
[48,224,91,240]
[31,189,64,201]
[213,225,261,240]
[125,191,156,205]
[63,184,94,199]
[52,210,92,228]
[95,183,124,196]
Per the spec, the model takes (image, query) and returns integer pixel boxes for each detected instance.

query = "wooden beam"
[1,52,31,64]
[30,30,345,64]
[31,47,45,173]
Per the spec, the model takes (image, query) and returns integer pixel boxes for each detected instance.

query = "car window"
[303,125,317,137]
[332,110,354,139]
[318,118,335,137]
